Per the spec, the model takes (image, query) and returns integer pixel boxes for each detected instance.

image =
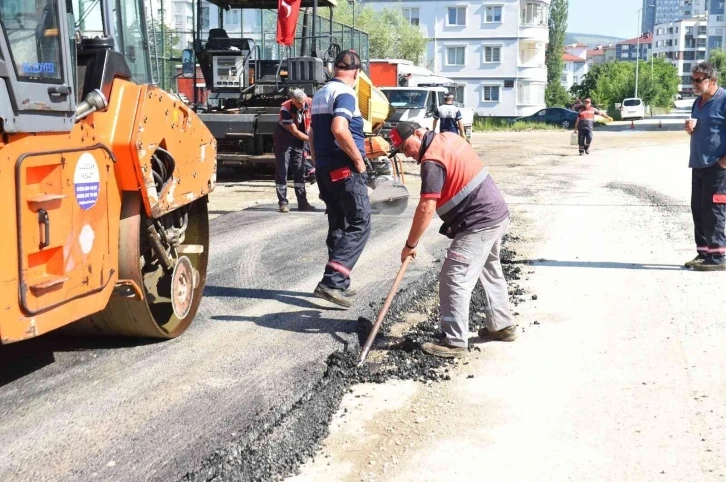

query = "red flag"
[277,0,302,46]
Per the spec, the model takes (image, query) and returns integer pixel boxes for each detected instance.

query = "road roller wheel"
[84,193,209,339]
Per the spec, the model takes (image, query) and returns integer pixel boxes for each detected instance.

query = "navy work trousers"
[691,163,726,262]
[578,128,593,153]
[316,166,372,290]
[274,131,307,206]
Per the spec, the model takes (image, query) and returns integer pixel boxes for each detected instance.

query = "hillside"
[566,32,624,47]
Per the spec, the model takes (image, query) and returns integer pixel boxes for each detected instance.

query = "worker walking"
[433,94,466,137]
[390,121,518,358]
[308,50,371,308]
[684,61,726,271]
[574,97,612,155]
[274,88,317,212]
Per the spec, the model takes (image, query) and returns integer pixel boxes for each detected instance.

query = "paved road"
[0,198,450,481]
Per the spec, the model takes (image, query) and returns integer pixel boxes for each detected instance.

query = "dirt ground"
[208,130,684,220]
[280,128,726,482]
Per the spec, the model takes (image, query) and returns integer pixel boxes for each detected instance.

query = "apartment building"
[615,34,653,61]
[706,0,726,51]
[363,0,550,117]
[653,16,708,94]
[561,52,587,91]
[681,0,708,18]
[643,0,686,34]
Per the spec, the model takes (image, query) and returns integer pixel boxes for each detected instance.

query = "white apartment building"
[653,15,708,94]
[561,52,588,92]
[364,0,550,117]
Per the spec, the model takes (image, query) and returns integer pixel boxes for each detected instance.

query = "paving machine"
[184,0,407,212]
[0,0,216,344]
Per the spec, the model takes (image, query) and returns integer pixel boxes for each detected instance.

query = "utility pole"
[636,7,641,98]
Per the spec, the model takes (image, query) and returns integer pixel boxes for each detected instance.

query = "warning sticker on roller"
[74,153,100,211]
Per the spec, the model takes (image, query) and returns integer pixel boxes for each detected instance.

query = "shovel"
[358,255,413,366]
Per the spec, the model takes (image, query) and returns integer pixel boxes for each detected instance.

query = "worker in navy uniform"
[308,50,371,308]
[574,97,612,155]
[433,94,465,137]
[274,88,317,212]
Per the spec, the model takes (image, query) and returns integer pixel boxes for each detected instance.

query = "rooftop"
[563,53,586,62]
[618,34,653,45]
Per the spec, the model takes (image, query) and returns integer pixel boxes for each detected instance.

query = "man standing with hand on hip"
[685,61,726,271]
[308,50,372,308]
[390,121,518,358]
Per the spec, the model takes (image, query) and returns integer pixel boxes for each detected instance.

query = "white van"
[620,98,646,120]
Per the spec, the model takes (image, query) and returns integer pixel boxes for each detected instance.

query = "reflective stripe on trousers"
[438,217,514,347]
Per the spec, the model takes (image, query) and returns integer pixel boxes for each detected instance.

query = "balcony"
[519,0,550,42]
[518,40,547,81]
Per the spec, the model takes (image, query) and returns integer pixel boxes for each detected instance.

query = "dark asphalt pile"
[183,234,527,482]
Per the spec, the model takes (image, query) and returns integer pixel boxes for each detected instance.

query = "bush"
[473,116,562,132]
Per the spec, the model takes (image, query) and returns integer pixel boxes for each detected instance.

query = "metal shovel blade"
[369,179,410,215]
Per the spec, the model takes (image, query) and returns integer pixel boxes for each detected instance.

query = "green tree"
[570,58,679,113]
[322,2,428,64]
[709,49,726,76]
[545,0,568,106]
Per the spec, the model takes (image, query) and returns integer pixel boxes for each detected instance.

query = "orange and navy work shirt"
[577,106,603,131]
[419,132,509,236]
[276,98,311,148]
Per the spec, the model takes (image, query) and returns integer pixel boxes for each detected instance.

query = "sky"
[569,0,644,40]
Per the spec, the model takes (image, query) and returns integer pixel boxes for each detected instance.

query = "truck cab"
[380,86,473,140]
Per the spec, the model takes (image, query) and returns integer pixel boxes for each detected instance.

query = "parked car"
[515,108,579,129]
[619,98,646,120]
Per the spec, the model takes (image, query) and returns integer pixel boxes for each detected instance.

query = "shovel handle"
[358,255,412,366]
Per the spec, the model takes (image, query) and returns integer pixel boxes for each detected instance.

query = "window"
[718,15,725,22]
[187,15,193,25]
[483,85,500,102]
[483,46,501,63]
[517,82,545,105]
[447,7,466,26]
[698,26,708,35]
[520,2,547,26]
[621,44,629,50]
[402,7,420,26]
[225,10,240,25]
[0,0,64,82]
[453,85,465,104]
[561,74,568,82]
[446,46,466,65]
[698,38,706,47]
[201,6,210,28]
[686,26,694,35]
[683,62,692,73]
[485,6,502,23]
[176,14,183,25]
[697,50,706,60]
[573,76,578,84]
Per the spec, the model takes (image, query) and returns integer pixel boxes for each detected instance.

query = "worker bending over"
[390,121,518,358]
[274,88,316,212]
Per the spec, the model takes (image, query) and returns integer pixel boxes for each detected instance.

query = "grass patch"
[473,116,563,132]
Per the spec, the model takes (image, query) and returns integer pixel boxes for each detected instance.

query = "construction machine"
[0,0,216,344]
[182,0,394,170]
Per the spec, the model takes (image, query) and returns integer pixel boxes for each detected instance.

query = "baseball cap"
[334,50,362,70]
[389,121,422,156]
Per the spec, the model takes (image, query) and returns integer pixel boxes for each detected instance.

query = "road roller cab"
[0,0,216,344]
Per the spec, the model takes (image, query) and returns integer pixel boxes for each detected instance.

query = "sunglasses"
[691,76,709,84]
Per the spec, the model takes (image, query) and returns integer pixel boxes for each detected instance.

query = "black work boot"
[298,201,317,212]
[314,283,353,309]
[685,254,706,268]
[693,258,726,271]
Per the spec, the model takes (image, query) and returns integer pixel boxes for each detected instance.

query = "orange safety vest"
[421,132,489,218]
[279,98,311,133]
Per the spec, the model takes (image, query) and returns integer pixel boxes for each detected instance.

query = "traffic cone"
[630,120,635,129]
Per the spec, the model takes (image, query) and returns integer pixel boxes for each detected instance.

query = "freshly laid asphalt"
[0,202,451,482]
